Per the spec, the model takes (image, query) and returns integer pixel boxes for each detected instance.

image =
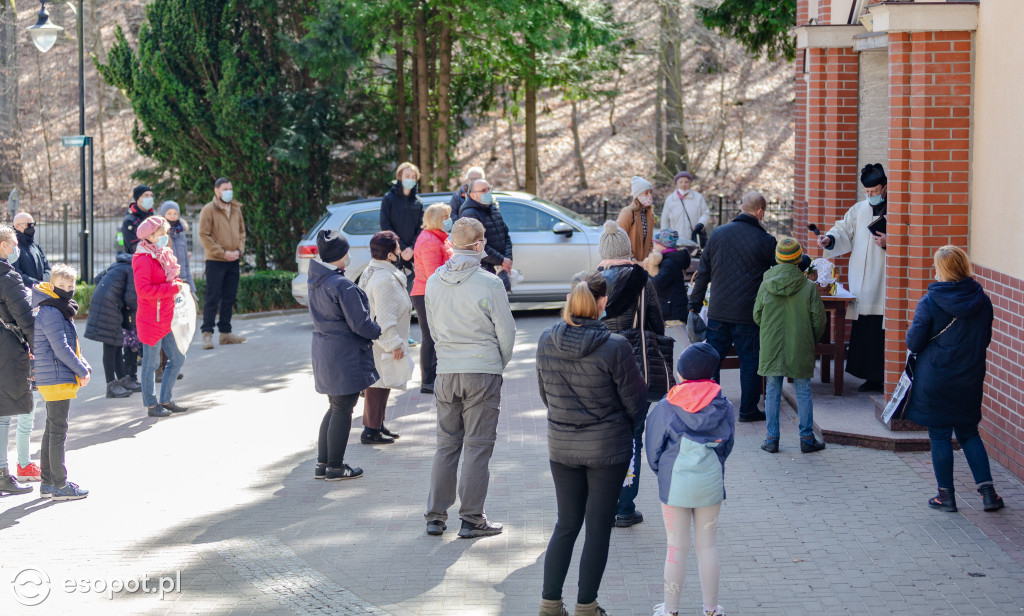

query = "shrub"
[74,282,95,316]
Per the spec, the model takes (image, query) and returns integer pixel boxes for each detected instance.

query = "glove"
[694,223,704,233]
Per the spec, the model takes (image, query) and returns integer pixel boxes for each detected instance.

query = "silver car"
[291,191,606,306]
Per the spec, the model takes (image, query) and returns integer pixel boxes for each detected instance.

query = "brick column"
[884,31,973,392]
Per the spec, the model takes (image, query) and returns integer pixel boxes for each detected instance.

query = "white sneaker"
[652,604,675,616]
[702,607,726,616]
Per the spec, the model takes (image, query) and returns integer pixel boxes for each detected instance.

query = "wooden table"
[817,295,856,396]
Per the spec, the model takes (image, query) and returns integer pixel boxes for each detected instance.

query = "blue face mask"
[156,235,169,248]
[220,190,233,203]
[141,196,155,210]
[599,309,607,320]
[442,218,453,233]
[5,244,19,263]
[479,192,494,205]
[402,179,417,191]
[867,194,884,206]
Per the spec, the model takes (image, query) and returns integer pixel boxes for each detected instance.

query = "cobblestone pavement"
[1,312,1022,615]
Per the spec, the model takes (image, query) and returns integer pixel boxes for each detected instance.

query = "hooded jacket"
[120,202,154,254]
[537,319,648,467]
[424,250,516,375]
[458,198,513,273]
[13,230,51,287]
[380,183,424,251]
[85,253,137,347]
[31,285,91,395]
[645,381,735,508]
[0,258,34,416]
[598,262,666,335]
[753,263,826,379]
[308,259,382,396]
[905,277,993,427]
[650,249,691,321]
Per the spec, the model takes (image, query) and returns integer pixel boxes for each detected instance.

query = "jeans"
[318,393,359,468]
[616,418,646,516]
[411,295,437,386]
[202,260,240,334]
[706,319,761,417]
[0,395,38,468]
[543,460,630,605]
[928,424,994,489]
[102,343,126,383]
[40,399,71,487]
[425,373,502,525]
[765,377,814,439]
[141,332,187,408]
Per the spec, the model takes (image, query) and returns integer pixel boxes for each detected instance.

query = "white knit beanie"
[630,176,653,199]
[600,220,633,260]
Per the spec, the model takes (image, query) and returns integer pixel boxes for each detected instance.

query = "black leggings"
[124,347,139,379]
[542,460,630,605]
[102,344,126,384]
[411,295,436,386]
[318,393,359,468]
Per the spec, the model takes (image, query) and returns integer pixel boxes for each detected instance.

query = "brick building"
[793,0,1024,480]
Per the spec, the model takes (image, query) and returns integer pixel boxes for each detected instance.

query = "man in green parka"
[753,237,827,454]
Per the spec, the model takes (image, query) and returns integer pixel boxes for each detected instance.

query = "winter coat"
[424,251,516,375]
[537,319,648,467]
[598,263,666,335]
[12,231,50,287]
[31,288,91,391]
[132,248,180,346]
[358,259,413,389]
[168,220,196,294]
[412,229,452,297]
[645,381,735,508]
[660,190,710,241]
[689,213,777,325]
[459,198,514,274]
[85,253,137,347]
[120,202,154,254]
[199,200,246,262]
[651,249,691,321]
[449,184,470,220]
[823,199,886,319]
[616,201,656,262]
[753,263,826,379]
[308,259,382,396]
[905,277,993,428]
[0,258,34,416]
[380,183,424,251]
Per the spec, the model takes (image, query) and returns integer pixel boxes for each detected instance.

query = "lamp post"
[27,0,92,282]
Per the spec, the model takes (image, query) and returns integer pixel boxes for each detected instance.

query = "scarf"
[36,282,79,321]
[137,240,181,282]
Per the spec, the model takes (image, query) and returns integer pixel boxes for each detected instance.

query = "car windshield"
[302,212,331,241]
[526,197,598,227]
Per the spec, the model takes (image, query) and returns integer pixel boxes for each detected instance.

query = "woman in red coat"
[132,216,188,418]
[411,204,454,394]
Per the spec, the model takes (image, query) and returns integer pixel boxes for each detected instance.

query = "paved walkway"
[1,312,1022,615]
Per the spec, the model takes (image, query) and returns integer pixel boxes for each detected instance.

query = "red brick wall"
[974,265,1024,481]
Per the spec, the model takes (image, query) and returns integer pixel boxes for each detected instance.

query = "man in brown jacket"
[198,178,247,349]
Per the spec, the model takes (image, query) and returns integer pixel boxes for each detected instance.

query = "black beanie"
[317,229,350,264]
[860,164,886,188]
[677,342,720,381]
[133,185,153,203]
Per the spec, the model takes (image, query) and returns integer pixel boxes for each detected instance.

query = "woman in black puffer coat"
[536,271,647,616]
[84,253,137,398]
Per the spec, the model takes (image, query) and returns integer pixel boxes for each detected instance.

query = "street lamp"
[26,0,93,283]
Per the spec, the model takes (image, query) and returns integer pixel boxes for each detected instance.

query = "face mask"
[638,194,653,207]
[478,192,494,205]
[6,244,19,263]
[442,219,453,233]
[156,235,169,248]
[221,190,233,203]
[22,225,35,239]
[867,194,884,206]
[141,196,155,210]
[54,287,75,301]
[402,179,417,191]
[599,309,607,320]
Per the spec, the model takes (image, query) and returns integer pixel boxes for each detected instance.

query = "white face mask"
[141,196,154,210]
[220,190,233,203]
[638,194,653,207]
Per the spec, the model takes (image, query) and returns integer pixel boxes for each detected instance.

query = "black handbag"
[620,286,675,400]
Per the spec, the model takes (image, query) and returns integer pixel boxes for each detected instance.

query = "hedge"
[75,269,299,316]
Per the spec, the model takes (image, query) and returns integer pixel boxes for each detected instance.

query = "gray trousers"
[424,373,502,525]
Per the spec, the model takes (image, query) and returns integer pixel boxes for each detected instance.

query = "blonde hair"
[0,224,14,246]
[451,217,484,249]
[395,162,421,181]
[49,263,78,285]
[563,271,607,327]
[422,203,452,231]
[935,245,971,282]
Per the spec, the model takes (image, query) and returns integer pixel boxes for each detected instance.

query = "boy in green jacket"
[753,237,827,454]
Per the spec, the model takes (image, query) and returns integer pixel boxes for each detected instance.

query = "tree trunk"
[435,18,452,189]
[0,0,21,196]
[524,49,538,195]
[655,2,665,174]
[504,93,521,189]
[395,19,408,164]
[662,0,687,174]
[415,4,431,185]
[570,98,587,189]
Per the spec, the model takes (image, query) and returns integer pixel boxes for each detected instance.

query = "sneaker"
[314,463,326,480]
[325,464,363,481]
[408,336,419,347]
[16,462,42,482]
[0,467,32,495]
[426,520,447,536]
[380,425,400,440]
[457,518,503,538]
[202,331,214,350]
[703,606,726,616]
[361,430,395,445]
[615,510,644,528]
[219,332,246,345]
[760,438,779,454]
[651,604,677,616]
[800,437,826,453]
[106,379,131,398]
[51,481,89,501]
[120,376,142,392]
[39,483,54,498]
[738,410,767,422]
[161,401,189,413]
[148,405,172,418]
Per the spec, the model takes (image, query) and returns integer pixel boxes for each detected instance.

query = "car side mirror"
[552,222,574,238]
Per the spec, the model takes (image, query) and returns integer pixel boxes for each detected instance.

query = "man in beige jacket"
[198,178,247,349]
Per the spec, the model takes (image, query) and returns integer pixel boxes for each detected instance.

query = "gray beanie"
[630,176,653,199]
[159,201,180,217]
[600,220,632,260]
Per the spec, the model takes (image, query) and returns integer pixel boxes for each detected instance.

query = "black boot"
[0,467,33,495]
[360,428,395,445]
[978,482,1005,512]
[928,487,957,512]
[106,379,131,398]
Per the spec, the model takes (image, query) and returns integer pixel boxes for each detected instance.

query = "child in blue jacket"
[645,342,735,616]
[32,264,92,501]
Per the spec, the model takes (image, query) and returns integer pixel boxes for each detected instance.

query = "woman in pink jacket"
[411,204,453,394]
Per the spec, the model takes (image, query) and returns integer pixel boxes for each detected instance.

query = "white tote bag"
[377,349,414,390]
[170,284,197,355]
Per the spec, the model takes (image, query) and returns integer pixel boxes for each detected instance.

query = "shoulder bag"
[882,316,957,424]
[620,285,675,401]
